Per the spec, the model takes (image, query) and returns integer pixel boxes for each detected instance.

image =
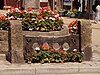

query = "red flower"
[0,15,5,20]
[39,10,43,14]
[28,8,33,11]
[68,22,73,27]
[59,50,65,54]
[71,20,77,25]
[25,18,30,20]
[50,49,54,52]
[68,19,77,27]
[19,10,24,14]
[41,45,49,50]
[9,8,15,13]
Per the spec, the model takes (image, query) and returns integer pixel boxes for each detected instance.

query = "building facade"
[1,0,96,13]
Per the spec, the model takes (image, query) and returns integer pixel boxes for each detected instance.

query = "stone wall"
[0,30,8,53]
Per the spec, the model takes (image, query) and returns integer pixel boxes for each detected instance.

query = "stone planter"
[23,26,80,62]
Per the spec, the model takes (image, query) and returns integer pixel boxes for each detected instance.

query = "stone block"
[80,20,92,61]
[7,20,24,63]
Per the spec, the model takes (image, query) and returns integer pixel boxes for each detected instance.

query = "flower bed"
[68,19,79,34]
[25,45,82,64]
[66,9,81,18]
[0,7,64,31]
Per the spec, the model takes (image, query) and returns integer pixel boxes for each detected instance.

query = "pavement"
[0,61,100,74]
[0,10,100,74]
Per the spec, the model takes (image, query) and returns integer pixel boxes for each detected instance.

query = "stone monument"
[21,0,39,10]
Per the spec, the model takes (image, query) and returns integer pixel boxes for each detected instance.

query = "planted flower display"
[0,15,10,30]
[25,45,83,64]
[22,7,64,31]
[0,7,64,31]
[68,19,79,34]
[66,9,81,18]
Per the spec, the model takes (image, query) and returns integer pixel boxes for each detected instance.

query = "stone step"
[0,54,10,64]
[0,54,6,60]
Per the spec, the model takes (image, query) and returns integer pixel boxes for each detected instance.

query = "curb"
[0,62,100,74]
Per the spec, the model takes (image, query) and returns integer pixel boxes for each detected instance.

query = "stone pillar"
[7,20,24,63]
[80,20,92,61]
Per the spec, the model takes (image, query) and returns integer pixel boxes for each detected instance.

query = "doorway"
[0,0,4,9]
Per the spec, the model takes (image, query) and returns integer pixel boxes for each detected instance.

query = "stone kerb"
[6,20,24,63]
[80,20,92,61]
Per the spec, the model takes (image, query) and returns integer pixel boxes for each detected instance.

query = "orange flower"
[38,16,42,19]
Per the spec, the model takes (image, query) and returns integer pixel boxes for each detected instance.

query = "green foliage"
[0,20,10,30]
[66,9,81,18]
